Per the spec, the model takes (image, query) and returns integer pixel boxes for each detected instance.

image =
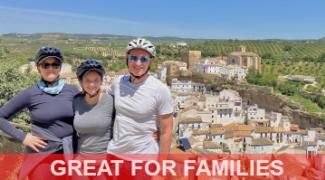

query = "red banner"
[0,154,324,180]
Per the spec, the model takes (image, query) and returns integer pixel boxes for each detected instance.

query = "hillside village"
[156,46,325,154]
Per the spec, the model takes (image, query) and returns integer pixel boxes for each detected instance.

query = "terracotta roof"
[255,126,286,133]
[203,141,221,149]
[178,116,202,123]
[210,124,223,128]
[224,131,252,138]
[224,123,254,131]
[251,138,273,146]
[192,129,209,135]
[210,127,225,135]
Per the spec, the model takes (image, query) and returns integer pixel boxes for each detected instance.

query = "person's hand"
[153,131,160,141]
[22,133,48,152]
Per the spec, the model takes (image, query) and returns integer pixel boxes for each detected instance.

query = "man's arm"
[159,113,173,153]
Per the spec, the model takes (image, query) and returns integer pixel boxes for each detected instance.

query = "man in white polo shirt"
[107,38,173,157]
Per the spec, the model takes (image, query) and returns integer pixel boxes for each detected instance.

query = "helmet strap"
[129,66,150,84]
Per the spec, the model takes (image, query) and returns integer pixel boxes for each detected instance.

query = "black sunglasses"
[40,63,61,69]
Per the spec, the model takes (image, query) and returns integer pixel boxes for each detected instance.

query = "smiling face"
[80,70,103,96]
[37,57,62,82]
[127,48,152,78]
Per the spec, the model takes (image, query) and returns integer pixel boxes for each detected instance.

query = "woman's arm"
[0,88,47,152]
[0,89,30,142]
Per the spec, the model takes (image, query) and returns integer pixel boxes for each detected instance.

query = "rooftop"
[251,138,273,146]
[255,126,286,133]
[224,123,254,131]
[203,141,222,149]
[178,116,202,124]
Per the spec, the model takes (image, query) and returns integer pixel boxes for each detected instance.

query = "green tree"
[0,63,38,124]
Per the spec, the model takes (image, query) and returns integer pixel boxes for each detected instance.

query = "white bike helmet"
[126,38,156,57]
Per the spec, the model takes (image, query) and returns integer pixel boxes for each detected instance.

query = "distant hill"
[2,33,325,58]
[1,33,203,45]
[319,37,325,43]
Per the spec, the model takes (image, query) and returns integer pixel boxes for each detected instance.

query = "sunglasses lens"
[42,63,50,69]
[140,56,148,63]
[52,63,60,69]
[41,63,60,69]
[130,55,138,62]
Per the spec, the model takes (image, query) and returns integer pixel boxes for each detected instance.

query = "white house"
[214,90,244,125]
[197,110,214,123]
[223,123,254,153]
[171,78,192,93]
[247,104,267,125]
[171,78,206,94]
[286,131,306,144]
[192,58,247,80]
[178,116,209,139]
[253,126,287,144]
[192,130,210,141]
[209,124,225,144]
[268,112,282,128]
[249,138,274,154]
[173,92,191,110]
[303,130,316,142]
[205,95,219,109]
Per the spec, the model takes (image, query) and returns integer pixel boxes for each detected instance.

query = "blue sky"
[0,0,324,39]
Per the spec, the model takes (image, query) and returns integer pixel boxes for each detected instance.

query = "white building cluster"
[192,58,247,80]
[171,78,206,94]
[173,88,325,154]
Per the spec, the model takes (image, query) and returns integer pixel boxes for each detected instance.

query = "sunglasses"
[40,63,61,69]
[128,55,151,64]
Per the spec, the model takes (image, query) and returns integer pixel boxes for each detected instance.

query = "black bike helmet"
[76,59,105,80]
[35,46,64,65]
